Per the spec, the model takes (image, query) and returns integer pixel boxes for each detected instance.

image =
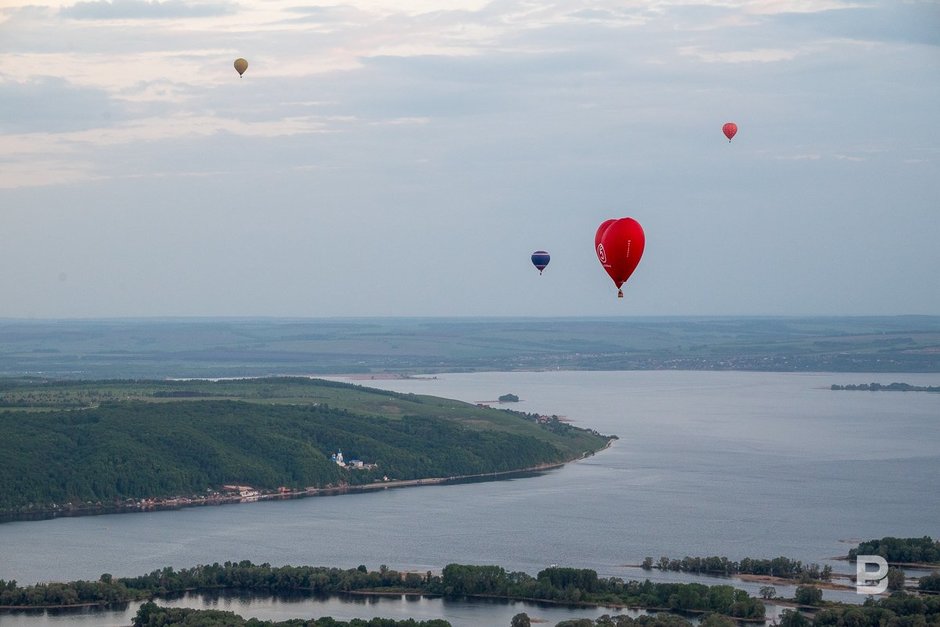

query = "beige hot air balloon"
[234,58,248,77]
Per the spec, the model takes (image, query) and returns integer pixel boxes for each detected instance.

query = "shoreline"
[736,573,856,592]
[0,583,763,621]
[0,439,614,525]
[616,568,859,593]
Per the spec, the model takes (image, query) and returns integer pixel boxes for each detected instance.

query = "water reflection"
[0,591,653,627]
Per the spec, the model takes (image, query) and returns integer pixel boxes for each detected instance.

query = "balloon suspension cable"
[617,289,623,299]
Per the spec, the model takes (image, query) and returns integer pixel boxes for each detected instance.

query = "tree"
[642,557,653,570]
[794,585,822,606]
[778,609,810,627]
[759,586,776,600]
[511,612,531,627]
[918,570,940,592]
[887,567,905,591]
[699,613,736,627]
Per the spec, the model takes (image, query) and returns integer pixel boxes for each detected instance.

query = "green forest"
[0,377,610,517]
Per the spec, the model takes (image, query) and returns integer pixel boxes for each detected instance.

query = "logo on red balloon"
[596,243,607,265]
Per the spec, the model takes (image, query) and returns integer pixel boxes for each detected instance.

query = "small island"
[498,393,520,402]
[830,382,939,392]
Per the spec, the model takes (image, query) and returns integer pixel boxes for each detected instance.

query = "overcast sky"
[1,0,938,318]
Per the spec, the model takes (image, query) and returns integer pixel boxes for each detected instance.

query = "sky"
[1,0,938,318]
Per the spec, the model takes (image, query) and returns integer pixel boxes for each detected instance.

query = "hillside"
[0,377,610,519]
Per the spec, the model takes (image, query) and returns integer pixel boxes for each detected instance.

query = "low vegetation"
[830,383,940,392]
[642,556,833,582]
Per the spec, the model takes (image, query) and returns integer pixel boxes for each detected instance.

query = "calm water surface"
[1,371,938,625]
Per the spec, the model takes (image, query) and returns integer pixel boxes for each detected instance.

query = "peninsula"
[0,377,611,521]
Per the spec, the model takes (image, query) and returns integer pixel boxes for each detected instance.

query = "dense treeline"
[1,392,605,514]
[0,561,763,620]
[849,537,940,564]
[830,383,940,392]
[438,564,765,618]
[133,602,451,627]
[0,575,132,607]
[643,556,832,581]
[778,592,940,627]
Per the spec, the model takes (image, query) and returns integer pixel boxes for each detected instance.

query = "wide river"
[1,371,938,626]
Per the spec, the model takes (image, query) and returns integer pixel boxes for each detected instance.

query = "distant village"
[43,449,386,516]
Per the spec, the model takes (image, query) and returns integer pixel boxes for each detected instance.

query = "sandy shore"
[736,574,856,592]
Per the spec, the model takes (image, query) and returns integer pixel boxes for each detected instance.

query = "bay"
[1,370,938,626]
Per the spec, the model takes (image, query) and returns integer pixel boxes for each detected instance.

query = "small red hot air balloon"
[722,122,737,142]
[595,218,645,298]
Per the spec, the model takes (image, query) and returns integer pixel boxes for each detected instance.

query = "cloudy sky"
[1,0,938,318]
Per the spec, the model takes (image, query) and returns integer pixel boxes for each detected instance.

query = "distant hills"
[1,316,938,378]
[0,377,611,519]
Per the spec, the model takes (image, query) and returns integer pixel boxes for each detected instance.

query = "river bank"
[0,442,611,525]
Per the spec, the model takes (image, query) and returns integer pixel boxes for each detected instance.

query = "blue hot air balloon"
[531,250,550,275]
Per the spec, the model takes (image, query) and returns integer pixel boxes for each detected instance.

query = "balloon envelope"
[722,122,737,142]
[234,58,248,76]
[531,251,551,274]
[595,218,645,294]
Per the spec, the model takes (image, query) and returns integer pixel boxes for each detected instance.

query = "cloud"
[677,44,801,63]
[61,0,234,20]
[0,113,336,188]
[0,77,122,133]
[774,154,823,160]
[0,159,99,189]
[769,2,940,47]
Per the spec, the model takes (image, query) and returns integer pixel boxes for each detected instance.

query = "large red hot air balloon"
[595,218,645,298]
[722,122,737,142]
